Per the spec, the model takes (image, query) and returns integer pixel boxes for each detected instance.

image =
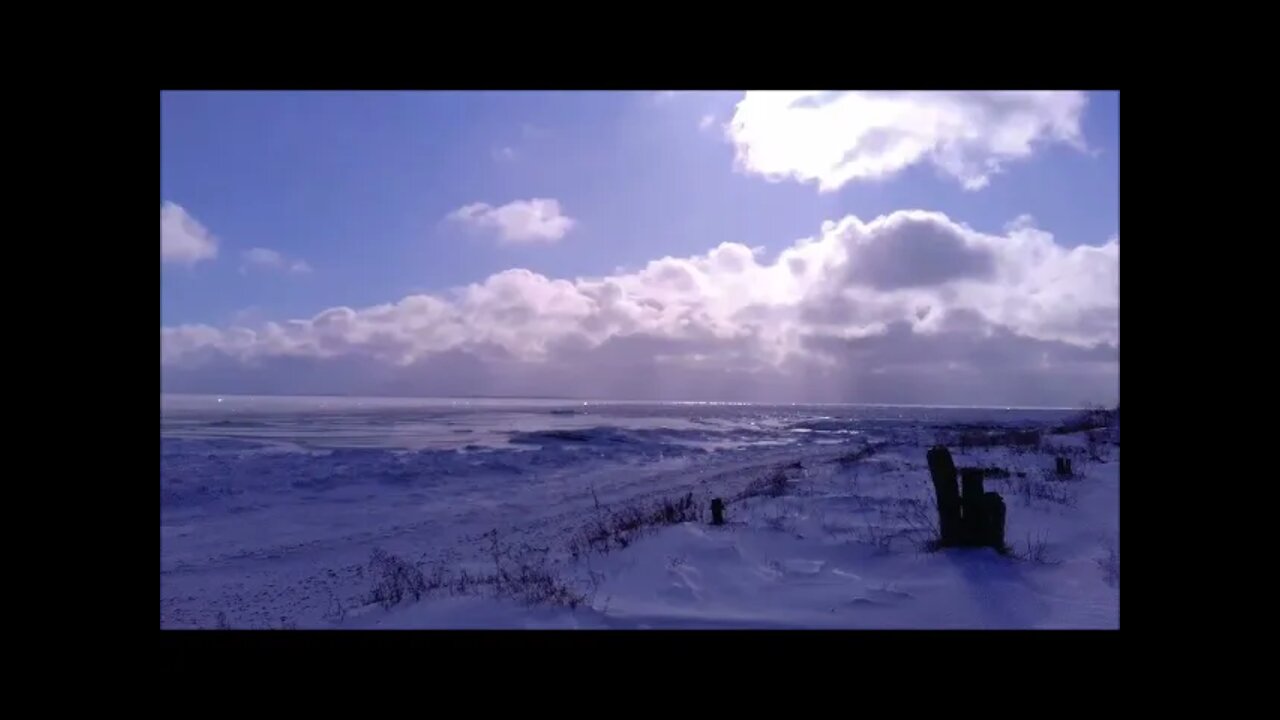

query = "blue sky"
[161,91,1119,405]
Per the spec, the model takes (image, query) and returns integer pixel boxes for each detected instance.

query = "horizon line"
[160,392,1102,412]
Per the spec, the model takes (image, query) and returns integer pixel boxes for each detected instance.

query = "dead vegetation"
[1051,406,1118,435]
[363,536,588,613]
[835,443,882,466]
[1011,531,1059,564]
[568,491,700,560]
[343,416,1112,622]
[1014,474,1078,508]
[367,547,427,609]
[943,428,1042,450]
[737,468,791,501]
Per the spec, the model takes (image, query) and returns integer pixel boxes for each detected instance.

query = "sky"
[161,90,1119,406]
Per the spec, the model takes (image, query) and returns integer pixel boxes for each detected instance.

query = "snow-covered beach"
[160,395,1118,629]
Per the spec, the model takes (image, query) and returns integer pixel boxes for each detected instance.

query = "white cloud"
[243,247,282,267]
[449,199,576,244]
[161,202,218,266]
[231,306,267,327]
[699,114,716,131]
[163,210,1118,404]
[241,247,312,275]
[726,91,1088,192]
[1004,214,1038,233]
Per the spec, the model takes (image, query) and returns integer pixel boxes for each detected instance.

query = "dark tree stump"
[926,449,1008,551]
[1055,457,1073,477]
[926,446,962,546]
[982,492,1006,549]
[960,468,985,545]
[710,498,725,526]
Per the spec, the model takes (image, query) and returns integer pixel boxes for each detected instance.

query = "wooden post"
[982,492,1006,550]
[927,449,1008,551]
[926,446,962,546]
[710,498,725,526]
[960,468,985,545]
[1055,457,1073,477]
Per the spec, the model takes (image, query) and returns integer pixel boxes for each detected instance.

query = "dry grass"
[568,492,700,559]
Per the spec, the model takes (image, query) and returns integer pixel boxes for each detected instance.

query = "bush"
[481,531,588,609]
[362,536,589,612]
[322,587,347,625]
[570,492,700,557]
[890,496,943,553]
[366,547,427,609]
[1013,531,1058,564]
[501,560,586,609]
[1015,475,1078,508]
[739,468,790,501]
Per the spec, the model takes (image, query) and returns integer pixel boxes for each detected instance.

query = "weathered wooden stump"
[927,448,1007,551]
[1055,457,1073,477]
[960,468,986,545]
[710,498,725,526]
[982,492,1006,549]
[926,446,962,546]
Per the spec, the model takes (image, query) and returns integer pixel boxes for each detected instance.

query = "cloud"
[240,247,312,275]
[726,91,1087,192]
[699,114,716,131]
[836,211,996,290]
[1004,214,1038,233]
[231,306,268,327]
[161,202,218,266]
[491,146,516,162]
[448,199,576,244]
[163,210,1118,405]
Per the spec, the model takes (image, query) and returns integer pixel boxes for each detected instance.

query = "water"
[161,394,1078,452]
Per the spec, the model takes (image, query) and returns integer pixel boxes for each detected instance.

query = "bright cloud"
[163,211,1118,405]
[161,202,219,266]
[241,247,312,275]
[449,198,576,244]
[727,91,1087,192]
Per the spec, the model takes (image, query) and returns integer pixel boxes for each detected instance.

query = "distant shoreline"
[160,392,1091,412]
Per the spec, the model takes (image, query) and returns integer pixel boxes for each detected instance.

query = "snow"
[160,398,1118,629]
